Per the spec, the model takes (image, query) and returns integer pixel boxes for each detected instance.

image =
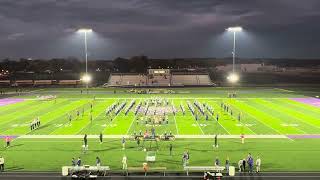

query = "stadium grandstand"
[107,69,214,87]
[0,80,83,87]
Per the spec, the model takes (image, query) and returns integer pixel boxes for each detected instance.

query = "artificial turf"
[0,87,320,172]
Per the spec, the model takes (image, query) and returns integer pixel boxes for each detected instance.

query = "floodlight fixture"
[77,28,93,33]
[226,26,243,32]
[226,26,243,73]
[227,73,239,83]
[82,74,92,83]
[77,28,93,89]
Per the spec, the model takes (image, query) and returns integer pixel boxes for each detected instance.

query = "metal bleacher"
[107,70,214,87]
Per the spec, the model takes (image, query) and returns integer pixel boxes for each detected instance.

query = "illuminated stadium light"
[227,73,239,83]
[77,28,93,33]
[77,28,93,89]
[82,74,92,83]
[226,26,243,73]
[226,26,243,32]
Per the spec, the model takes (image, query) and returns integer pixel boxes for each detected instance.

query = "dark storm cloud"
[0,0,320,59]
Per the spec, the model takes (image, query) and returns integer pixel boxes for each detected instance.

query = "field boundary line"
[235,100,295,141]
[16,134,289,139]
[234,99,284,135]
[23,97,296,100]
[262,99,320,132]
[247,98,306,134]
[273,98,320,129]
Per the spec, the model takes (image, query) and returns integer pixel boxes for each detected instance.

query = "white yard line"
[186,100,205,135]
[225,102,257,135]
[173,115,179,135]
[254,99,308,134]
[103,101,123,129]
[205,100,236,135]
[271,99,320,130]
[234,100,284,135]
[195,120,205,135]
[75,103,107,134]
[216,121,231,135]
[48,102,94,135]
[171,101,179,135]
[126,99,140,135]
[237,103,295,141]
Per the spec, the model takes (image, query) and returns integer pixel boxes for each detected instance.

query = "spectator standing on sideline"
[213,134,218,148]
[182,152,187,166]
[122,156,127,170]
[99,133,103,144]
[143,162,148,175]
[225,157,230,174]
[169,144,173,156]
[84,134,88,146]
[71,158,76,166]
[96,157,101,166]
[5,136,11,148]
[238,159,243,172]
[77,157,82,166]
[122,137,126,150]
[0,156,4,172]
[247,153,254,173]
[240,134,245,144]
[256,156,261,173]
[242,158,246,172]
[83,134,88,153]
[214,157,220,166]
[186,151,190,166]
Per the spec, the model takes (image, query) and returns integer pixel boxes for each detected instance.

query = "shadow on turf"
[26,124,51,134]
[8,144,24,148]
[4,166,24,171]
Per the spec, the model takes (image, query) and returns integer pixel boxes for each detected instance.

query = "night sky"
[0,0,320,60]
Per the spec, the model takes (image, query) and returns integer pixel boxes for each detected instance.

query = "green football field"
[0,87,320,172]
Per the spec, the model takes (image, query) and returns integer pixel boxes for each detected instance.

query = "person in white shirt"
[0,156,4,172]
[122,156,127,170]
[238,159,243,172]
[256,156,261,173]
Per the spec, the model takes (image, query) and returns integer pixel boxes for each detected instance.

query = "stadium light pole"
[226,26,242,74]
[77,28,93,89]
